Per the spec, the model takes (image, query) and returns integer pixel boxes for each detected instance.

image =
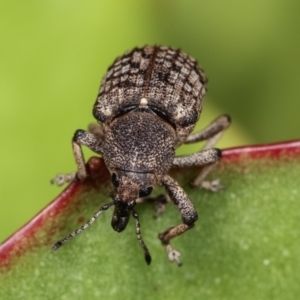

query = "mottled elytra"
[51,45,231,266]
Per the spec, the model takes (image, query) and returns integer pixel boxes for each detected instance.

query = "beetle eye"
[111,173,119,187]
[139,187,153,198]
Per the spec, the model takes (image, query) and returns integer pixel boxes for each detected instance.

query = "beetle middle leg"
[51,129,103,186]
[173,148,222,191]
[159,175,198,266]
[182,114,231,190]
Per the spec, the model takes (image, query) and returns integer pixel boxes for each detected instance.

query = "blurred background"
[0,1,299,243]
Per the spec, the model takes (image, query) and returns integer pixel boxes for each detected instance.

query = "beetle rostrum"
[51,45,231,266]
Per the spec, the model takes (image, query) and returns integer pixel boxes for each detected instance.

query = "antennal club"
[51,202,114,252]
[132,209,151,265]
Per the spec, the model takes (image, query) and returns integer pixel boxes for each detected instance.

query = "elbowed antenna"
[51,202,114,252]
[132,209,151,265]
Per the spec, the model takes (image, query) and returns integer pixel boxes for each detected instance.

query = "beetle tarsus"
[50,172,76,186]
[199,179,224,192]
[166,245,182,266]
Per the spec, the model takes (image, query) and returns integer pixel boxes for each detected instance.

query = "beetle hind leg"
[184,114,230,148]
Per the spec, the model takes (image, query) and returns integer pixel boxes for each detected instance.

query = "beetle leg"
[72,129,103,180]
[51,129,103,186]
[159,175,198,266]
[190,164,224,191]
[50,172,77,186]
[182,115,230,191]
[88,123,105,141]
[173,149,221,168]
[172,148,223,191]
[136,194,170,218]
[184,114,231,149]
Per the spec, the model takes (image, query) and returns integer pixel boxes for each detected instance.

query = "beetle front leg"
[51,130,103,186]
[159,175,198,266]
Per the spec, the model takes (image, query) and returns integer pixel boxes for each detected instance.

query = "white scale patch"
[140,98,148,107]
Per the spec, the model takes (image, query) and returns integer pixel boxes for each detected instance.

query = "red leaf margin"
[1,140,300,269]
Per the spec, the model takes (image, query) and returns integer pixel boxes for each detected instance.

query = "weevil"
[51,46,230,266]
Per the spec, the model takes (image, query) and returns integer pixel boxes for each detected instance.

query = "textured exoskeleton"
[51,46,231,266]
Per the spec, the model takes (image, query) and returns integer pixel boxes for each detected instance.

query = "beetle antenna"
[132,209,151,265]
[51,202,114,252]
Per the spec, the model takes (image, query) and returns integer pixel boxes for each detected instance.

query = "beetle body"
[94,46,207,145]
[95,46,206,233]
[52,46,230,266]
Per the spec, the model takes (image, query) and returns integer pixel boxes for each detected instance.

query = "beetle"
[51,45,230,266]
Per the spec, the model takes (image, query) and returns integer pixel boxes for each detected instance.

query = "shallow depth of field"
[0,0,299,245]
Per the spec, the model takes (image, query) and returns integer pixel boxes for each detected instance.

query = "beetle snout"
[111,214,130,232]
[111,203,131,232]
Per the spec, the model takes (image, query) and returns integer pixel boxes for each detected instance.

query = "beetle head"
[110,170,155,232]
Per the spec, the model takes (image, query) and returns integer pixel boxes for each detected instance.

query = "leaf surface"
[1,141,300,300]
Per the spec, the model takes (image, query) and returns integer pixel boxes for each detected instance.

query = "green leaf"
[1,141,300,300]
